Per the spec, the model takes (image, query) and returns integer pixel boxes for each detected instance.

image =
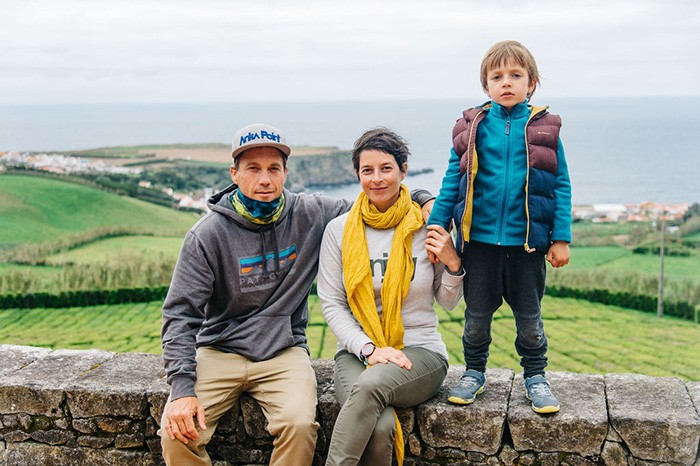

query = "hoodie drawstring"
[258,227,281,274]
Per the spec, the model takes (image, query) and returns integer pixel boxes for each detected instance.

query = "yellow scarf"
[341,184,422,466]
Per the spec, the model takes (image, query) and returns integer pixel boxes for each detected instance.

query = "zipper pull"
[505,118,511,135]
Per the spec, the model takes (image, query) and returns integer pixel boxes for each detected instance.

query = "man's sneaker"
[447,369,485,405]
[525,375,560,414]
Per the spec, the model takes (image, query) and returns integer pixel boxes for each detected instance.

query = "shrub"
[0,286,169,309]
[546,285,697,322]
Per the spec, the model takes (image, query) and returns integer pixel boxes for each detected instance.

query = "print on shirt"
[370,252,417,282]
[239,244,297,292]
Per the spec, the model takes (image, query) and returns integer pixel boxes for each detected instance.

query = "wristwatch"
[359,342,376,365]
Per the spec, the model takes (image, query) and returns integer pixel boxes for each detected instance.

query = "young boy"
[427,40,572,413]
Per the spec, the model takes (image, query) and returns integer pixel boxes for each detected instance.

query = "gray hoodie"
[161,184,352,400]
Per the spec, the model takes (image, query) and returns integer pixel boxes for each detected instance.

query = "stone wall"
[1,344,699,466]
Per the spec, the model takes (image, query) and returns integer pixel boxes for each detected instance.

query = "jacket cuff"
[410,189,435,207]
[169,375,197,401]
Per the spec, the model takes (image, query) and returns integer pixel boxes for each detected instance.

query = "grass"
[566,245,700,280]
[45,236,184,265]
[0,174,199,246]
[2,295,699,381]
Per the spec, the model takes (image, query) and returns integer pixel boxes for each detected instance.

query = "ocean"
[1,97,698,205]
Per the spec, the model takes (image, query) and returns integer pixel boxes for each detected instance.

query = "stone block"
[606,373,700,465]
[3,430,30,443]
[5,443,145,465]
[1,413,30,430]
[499,444,518,465]
[0,345,51,377]
[240,394,270,439]
[318,391,341,446]
[417,367,512,455]
[508,372,607,456]
[30,429,75,445]
[0,348,113,417]
[115,433,145,449]
[147,376,169,426]
[96,417,132,433]
[397,406,415,434]
[688,381,700,416]
[66,352,163,418]
[72,418,96,434]
[215,408,240,436]
[78,435,114,448]
[601,440,629,466]
[312,358,335,396]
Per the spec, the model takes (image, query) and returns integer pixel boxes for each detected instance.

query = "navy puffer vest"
[452,104,561,252]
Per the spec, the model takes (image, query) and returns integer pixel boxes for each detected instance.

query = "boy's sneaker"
[525,375,560,414]
[447,369,485,405]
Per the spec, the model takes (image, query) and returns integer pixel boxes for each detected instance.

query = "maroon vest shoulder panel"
[453,107,561,175]
[453,107,485,174]
[527,113,561,173]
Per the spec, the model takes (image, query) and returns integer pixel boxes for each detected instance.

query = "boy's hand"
[546,241,570,268]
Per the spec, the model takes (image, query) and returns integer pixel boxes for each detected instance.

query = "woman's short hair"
[351,127,409,173]
[480,40,540,99]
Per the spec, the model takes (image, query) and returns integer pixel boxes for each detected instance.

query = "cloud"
[1,0,698,104]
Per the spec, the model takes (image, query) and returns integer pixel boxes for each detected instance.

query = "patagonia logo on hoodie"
[238,245,298,291]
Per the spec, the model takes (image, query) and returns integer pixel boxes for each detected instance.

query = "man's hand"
[420,199,434,224]
[546,241,570,268]
[163,396,206,444]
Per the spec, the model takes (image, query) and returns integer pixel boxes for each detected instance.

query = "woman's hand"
[368,346,412,370]
[425,225,462,273]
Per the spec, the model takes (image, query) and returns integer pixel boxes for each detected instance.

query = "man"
[159,123,433,465]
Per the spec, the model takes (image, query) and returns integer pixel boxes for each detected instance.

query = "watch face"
[361,344,375,357]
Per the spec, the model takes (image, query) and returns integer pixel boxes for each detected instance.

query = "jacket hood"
[206,183,292,274]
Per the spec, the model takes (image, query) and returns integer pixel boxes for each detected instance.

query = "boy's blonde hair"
[480,40,540,99]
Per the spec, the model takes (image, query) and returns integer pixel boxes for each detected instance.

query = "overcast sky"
[2,0,698,105]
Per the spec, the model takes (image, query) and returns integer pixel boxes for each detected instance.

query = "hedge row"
[0,286,169,310]
[1,284,697,324]
[546,285,698,322]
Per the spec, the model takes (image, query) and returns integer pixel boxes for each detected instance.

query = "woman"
[318,128,464,466]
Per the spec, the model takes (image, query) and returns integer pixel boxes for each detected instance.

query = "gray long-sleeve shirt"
[317,212,464,361]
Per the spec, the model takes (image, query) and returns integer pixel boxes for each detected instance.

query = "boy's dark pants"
[461,241,548,379]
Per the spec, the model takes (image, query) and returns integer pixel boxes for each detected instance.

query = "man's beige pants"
[159,346,319,466]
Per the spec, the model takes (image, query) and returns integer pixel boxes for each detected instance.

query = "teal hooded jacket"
[428,100,572,253]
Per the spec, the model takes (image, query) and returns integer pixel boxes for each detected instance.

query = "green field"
[565,245,700,279]
[548,243,700,306]
[2,295,699,381]
[0,174,200,293]
[45,236,184,265]
[0,174,199,246]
